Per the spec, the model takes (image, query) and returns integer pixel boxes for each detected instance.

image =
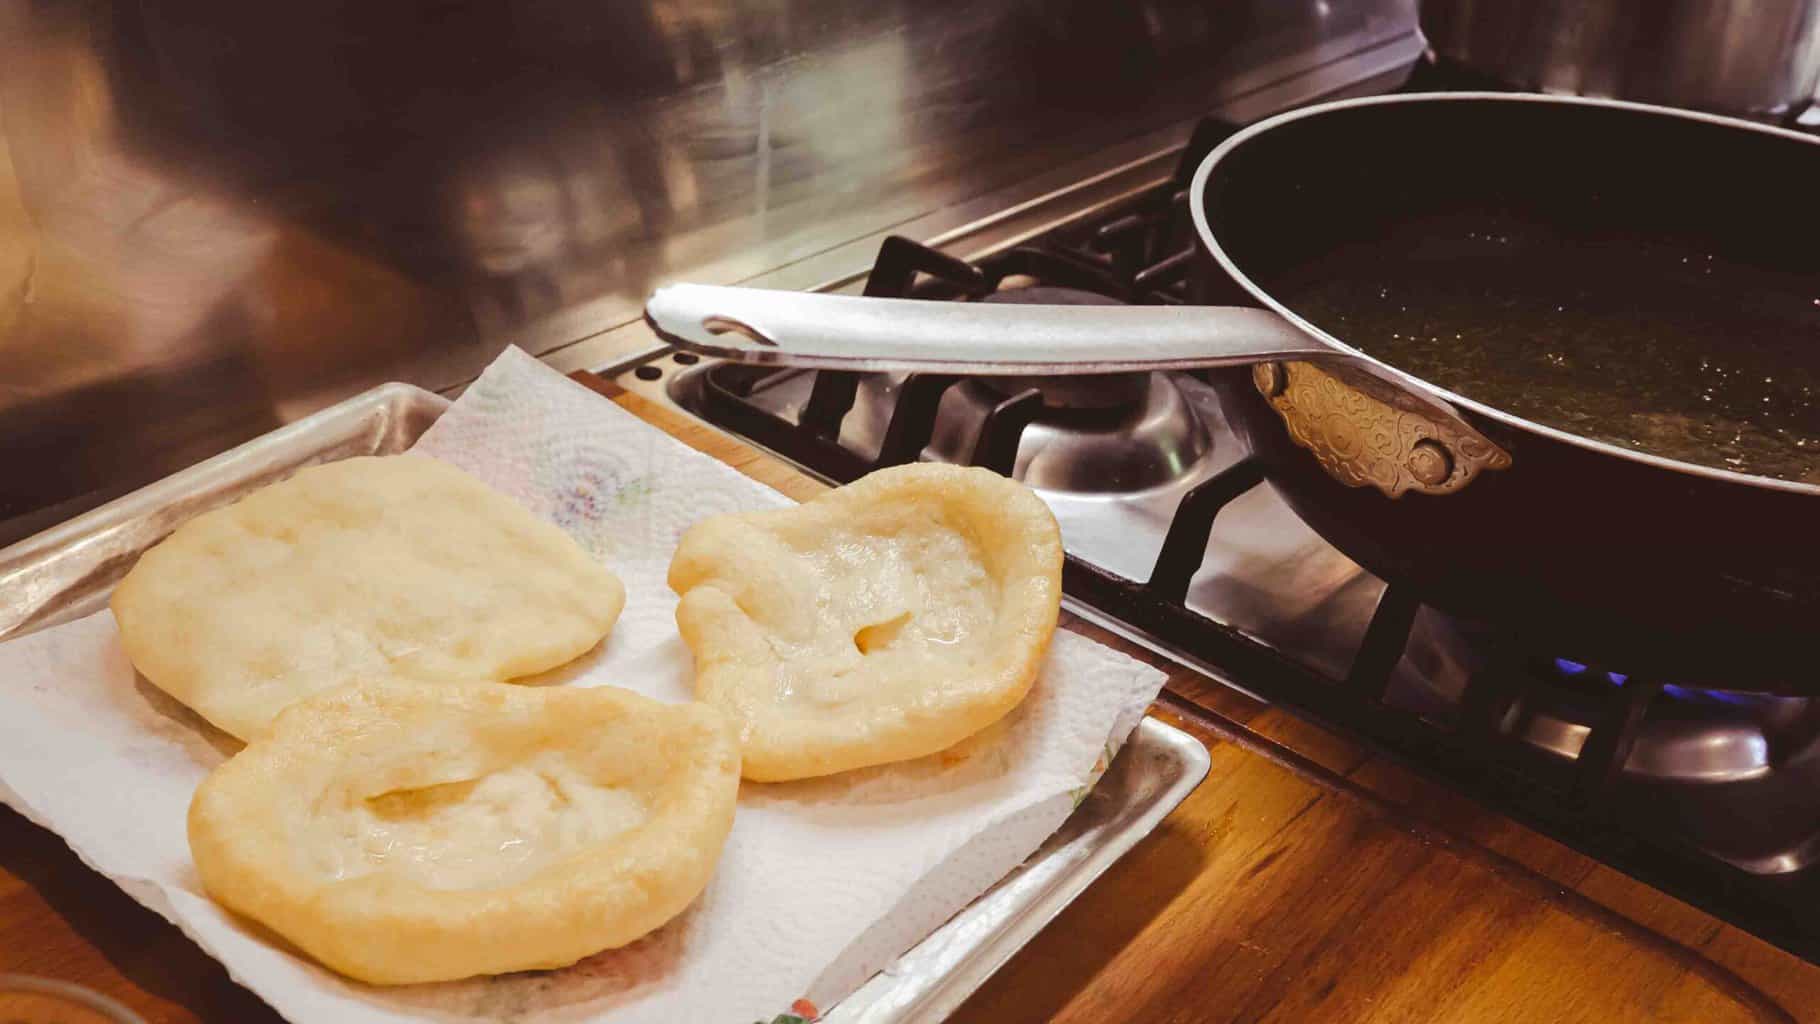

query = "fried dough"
[111,455,624,739]
[669,463,1062,781]
[187,680,739,984]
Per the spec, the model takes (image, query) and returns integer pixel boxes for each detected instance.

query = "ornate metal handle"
[1253,361,1511,498]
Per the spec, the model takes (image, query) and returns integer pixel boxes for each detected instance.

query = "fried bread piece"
[187,680,740,984]
[669,464,1062,781]
[112,454,625,739]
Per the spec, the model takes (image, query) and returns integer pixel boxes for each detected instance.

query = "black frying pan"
[1196,93,1820,691]
[648,93,1820,691]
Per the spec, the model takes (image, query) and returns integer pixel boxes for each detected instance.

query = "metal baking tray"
[0,384,449,643]
[0,381,1211,1023]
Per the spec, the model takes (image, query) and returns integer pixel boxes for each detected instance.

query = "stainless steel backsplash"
[0,0,1413,545]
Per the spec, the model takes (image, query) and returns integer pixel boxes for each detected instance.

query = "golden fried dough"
[188,680,740,985]
[111,455,624,739]
[668,463,1062,781]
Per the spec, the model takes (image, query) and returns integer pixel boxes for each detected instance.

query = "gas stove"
[614,69,1820,963]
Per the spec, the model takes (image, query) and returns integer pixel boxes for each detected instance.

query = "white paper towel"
[0,347,1164,1023]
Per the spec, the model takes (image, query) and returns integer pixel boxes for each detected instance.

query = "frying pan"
[646,93,1820,691]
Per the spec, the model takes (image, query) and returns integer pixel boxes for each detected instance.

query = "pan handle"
[644,282,1485,440]
[644,282,1337,375]
[643,282,1510,496]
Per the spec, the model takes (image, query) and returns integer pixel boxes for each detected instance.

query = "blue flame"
[1663,684,1760,706]
[1556,658,1627,685]
[1554,659,1765,706]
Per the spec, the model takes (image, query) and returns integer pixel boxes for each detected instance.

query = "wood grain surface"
[2,371,1817,1023]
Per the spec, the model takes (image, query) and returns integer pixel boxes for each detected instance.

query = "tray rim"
[828,716,1210,1022]
[0,383,448,642]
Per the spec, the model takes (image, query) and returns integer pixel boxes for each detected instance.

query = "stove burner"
[910,283,1214,493]
[1398,611,1813,780]
[922,373,1213,493]
[1383,609,1820,872]
[973,284,1151,410]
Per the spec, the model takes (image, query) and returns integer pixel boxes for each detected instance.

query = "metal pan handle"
[644,281,1510,497]
[644,283,1337,375]
[644,282,1481,434]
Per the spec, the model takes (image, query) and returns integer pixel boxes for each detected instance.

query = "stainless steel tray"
[828,719,1207,1023]
[0,383,449,643]
[0,381,1210,1023]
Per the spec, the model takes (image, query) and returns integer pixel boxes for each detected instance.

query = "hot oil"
[1271,218,1820,484]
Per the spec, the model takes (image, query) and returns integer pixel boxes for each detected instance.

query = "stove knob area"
[1407,439,1456,487]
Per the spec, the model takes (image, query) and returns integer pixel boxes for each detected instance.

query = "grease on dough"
[310,749,650,891]
[668,463,1063,781]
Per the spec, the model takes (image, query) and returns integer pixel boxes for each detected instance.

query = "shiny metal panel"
[0,0,1414,545]
[1421,0,1820,117]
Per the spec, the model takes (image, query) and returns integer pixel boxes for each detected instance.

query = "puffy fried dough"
[188,680,740,985]
[111,454,625,739]
[668,463,1063,781]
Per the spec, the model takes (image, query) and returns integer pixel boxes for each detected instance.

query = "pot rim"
[1189,90,1820,497]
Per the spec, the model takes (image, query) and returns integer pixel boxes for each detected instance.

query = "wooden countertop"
[4,372,1819,1023]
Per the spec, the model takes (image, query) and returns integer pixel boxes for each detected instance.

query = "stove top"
[618,66,1820,964]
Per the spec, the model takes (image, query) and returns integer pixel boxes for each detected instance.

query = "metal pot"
[1420,0,1820,119]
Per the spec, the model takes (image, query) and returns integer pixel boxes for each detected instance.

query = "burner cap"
[977,285,1148,410]
[922,372,1214,493]
[980,285,1120,306]
[845,281,1217,493]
